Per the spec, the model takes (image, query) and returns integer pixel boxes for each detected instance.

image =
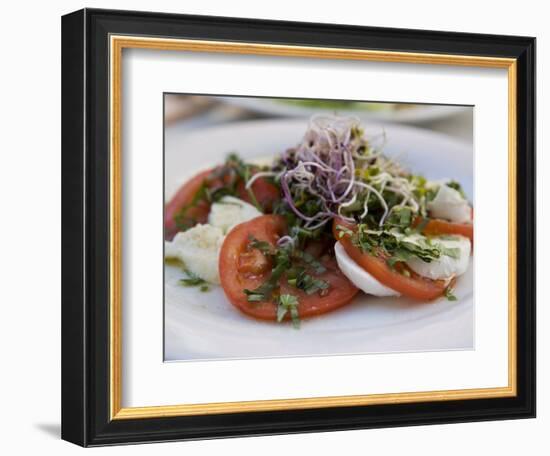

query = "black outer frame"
[61,8,536,447]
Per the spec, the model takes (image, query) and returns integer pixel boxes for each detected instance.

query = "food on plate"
[164,155,279,240]
[426,181,472,223]
[207,196,262,234]
[218,215,359,326]
[165,224,225,284]
[165,115,473,326]
[333,219,466,301]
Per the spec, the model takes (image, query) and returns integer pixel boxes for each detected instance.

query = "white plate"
[219,97,469,124]
[164,118,474,361]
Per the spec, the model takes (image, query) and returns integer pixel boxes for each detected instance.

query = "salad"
[165,116,473,328]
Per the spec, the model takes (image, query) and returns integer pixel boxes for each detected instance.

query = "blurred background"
[164,94,473,141]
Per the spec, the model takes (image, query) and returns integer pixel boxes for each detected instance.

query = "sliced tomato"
[333,219,452,301]
[219,215,359,321]
[164,168,212,240]
[237,177,280,212]
[413,211,473,243]
[164,167,280,240]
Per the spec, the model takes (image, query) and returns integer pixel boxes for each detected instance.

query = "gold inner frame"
[109,35,517,420]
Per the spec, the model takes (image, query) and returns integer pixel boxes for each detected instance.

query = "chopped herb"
[179,276,205,287]
[248,236,272,255]
[353,223,458,268]
[385,207,413,230]
[173,153,264,232]
[294,250,327,274]
[387,248,414,268]
[426,187,439,202]
[244,247,291,302]
[179,270,210,290]
[244,290,267,302]
[447,180,466,198]
[287,267,329,295]
[277,294,300,328]
[444,286,458,301]
[244,233,330,304]
[335,224,354,239]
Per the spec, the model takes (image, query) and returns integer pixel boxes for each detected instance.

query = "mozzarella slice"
[405,235,471,280]
[208,196,262,233]
[427,183,471,223]
[164,224,224,284]
[334,242,400,297]
[164,240,179,259]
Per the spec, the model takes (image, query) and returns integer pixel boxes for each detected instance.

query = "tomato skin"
[219,215,359,321]
[164,168,280,240]
[237,177,280,212]
[414,216,473,243]
[333,219,452,301]
[164,169,212,240]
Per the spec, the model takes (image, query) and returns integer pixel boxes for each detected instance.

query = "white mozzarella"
[405,235,471,280]
[208,196,262,233]
[427,183,472,223]
[165,224,225,284]
[164,240,179,258]
[334,242,400,297]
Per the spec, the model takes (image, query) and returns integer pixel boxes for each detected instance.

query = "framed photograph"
[61,8,536,447]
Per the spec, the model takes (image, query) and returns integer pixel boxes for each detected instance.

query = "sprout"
[246,115,423,231]
[244,171,280,189]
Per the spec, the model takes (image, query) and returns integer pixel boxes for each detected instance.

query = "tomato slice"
[333,219,452,301]
[164,167,280,240]
[413,211,473,243]
[219,215,359,321]
[164,169,212,240]
[237,177,280,212]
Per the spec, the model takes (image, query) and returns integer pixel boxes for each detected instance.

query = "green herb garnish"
[173,153,266,232]
[293,250,326,274]
[350,223,458,268]
[248,236,272,255]
[287,267,329,295]
[277,294,300,328]
[244,232,330,303]
[179,270,210,290]
[447,180,466,198]
[444,286,458,301]
[385,207,413,230]
[244,247,291,302]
